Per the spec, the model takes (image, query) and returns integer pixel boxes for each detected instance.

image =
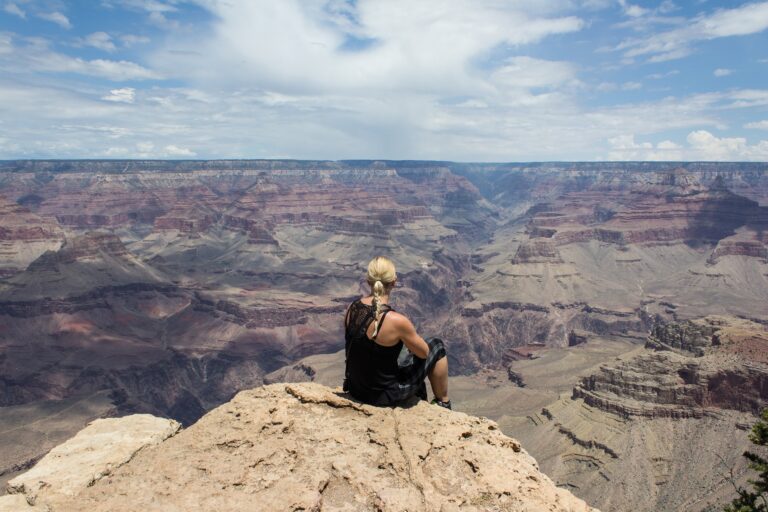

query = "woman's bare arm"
[391,313,429,359]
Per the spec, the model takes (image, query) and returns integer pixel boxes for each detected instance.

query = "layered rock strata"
[0,195,63,276]
[572,351,768,419]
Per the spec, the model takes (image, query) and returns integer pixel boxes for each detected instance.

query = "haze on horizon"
[1,0,768,162]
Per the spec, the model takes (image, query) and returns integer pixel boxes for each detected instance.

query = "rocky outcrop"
[5,415,179,505]
[645,320,717,356]
[26,232,129,270]
[263,362,317,384]
[570,317,768,420]
[512,239,563,264]
[5,383,597,512]
[709,237,768,263]
[568,330,589,347]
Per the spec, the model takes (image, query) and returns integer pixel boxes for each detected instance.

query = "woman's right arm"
[393,314,429,359]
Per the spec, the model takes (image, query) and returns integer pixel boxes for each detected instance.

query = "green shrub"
[725,409,768,512]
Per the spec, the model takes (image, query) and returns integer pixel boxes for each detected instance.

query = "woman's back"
[344,299,403,405]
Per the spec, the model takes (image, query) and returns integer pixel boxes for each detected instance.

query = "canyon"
[0,160,767,510]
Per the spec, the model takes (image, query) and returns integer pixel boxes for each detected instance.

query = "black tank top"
[344,299,402,406]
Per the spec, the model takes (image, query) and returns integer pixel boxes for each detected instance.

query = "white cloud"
[646,69,679,79]
[1,74,759,161]
[102,87,136,103]
[102,0,180,27]
[78,32,117,52]
[713,68,732,77]
[608,134,682,160]
[152,0,584,95]
[685,130,767,160]
[3,2,25,19]
[37,11,71,29]
[725,89,768,108]
[119,34,151,47]
[616,2,768,62]
[618,0,649,18]
[745,120,768,130]
[590,81,642,92]
[609,130,768,161]
[105,142,195,157]
[0,34,161,80]
[37,55,160,80]
[164,144,195,156]
[490,56,578,91]
[104,0,178,14]
[1,1,767,162]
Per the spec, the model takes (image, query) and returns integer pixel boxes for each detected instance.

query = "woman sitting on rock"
[343,256,451,409]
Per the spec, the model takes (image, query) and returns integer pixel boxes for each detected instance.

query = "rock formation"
[0,195,62,277]
[5,415,179,506]
[502,316,768,512]
[3,383,597,512]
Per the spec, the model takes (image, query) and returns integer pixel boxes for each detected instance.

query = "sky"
[1,1,768,161]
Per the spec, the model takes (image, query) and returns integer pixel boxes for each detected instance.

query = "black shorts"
[392,338,447,402]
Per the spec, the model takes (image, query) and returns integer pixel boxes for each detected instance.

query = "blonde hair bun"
[366,256,396,286]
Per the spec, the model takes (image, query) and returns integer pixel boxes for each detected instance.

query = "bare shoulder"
[385,311,415,332]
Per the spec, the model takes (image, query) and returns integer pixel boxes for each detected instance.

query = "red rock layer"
[573,352,768,419]
[526,181,765,248]
[0,195,63,275]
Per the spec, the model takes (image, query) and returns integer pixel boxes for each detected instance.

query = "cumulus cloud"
[152,0,584,95]
[102,87,136,103]
[686,130,768,160]
[616,2,768,62]
[714,68,732,77]
[608,134,682,160]
[609,130,768,161]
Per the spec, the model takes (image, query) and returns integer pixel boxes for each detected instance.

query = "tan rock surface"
[39,383,597,511]
[0,494,33,511]
[6,414,180,504]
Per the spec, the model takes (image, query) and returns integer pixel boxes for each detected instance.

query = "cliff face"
[3,383,597,512]
[501,315,768,512]
[0,195,62,277]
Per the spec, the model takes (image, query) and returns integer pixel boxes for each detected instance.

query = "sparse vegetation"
[725,409,768,512]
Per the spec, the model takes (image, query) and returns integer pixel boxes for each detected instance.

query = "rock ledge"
[5,383,597,511]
